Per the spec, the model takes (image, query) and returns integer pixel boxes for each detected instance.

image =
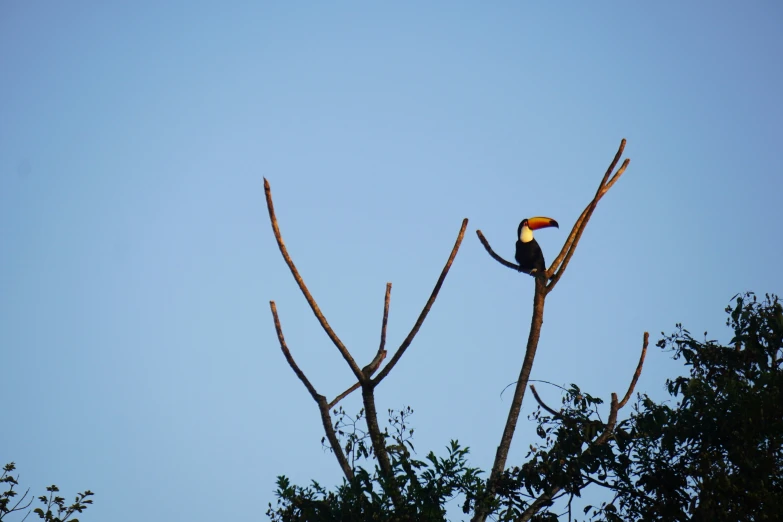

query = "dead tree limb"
[265,178,468,510]
[268,301,355,481]
[472,140,631,522]
[476,230,523,272]
[264,178,364,380]
[546,140,630,292]
[518,332,649,522]
[378,282,391,356]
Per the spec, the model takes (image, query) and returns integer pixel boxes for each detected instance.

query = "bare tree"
[265,139,646,521]
[265,177,467,506]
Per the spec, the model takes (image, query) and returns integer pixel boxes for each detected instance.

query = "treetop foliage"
[1,462,94,522]
[268,293,783,521]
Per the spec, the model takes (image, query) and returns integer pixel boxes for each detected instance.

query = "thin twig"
[618,332,649,409]
[372,218,469,384]
[264,178,363,379]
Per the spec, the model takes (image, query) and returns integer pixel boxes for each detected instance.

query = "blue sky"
[2,2,782,520]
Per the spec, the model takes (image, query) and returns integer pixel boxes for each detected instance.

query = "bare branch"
[545,140,630,291]
[270,301,319,401]
[315,395,355,481]
[618,332,649,409]
[475,230,528,273]
[328,382,360,410]
[264,178,363,379]
[378,282,391,354]
[550,158,630,287]
[544,203,592,280]
[268,301,354,480]
[594,137,626,199]
[600,158,630,198]
[372,218,469,384]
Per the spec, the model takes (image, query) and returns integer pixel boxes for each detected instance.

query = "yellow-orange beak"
[527,217,559,231]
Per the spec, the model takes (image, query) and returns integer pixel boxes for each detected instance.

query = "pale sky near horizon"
[2,2,782,521]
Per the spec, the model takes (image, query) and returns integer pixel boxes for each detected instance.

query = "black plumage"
[514,217,558,274]
[515,236,546,273]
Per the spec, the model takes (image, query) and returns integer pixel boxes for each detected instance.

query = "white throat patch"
[520,226,533,243]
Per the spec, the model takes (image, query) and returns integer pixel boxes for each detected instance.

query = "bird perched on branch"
[515,217,559,274]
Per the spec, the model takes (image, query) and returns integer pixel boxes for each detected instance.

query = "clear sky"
[2,2,782,520]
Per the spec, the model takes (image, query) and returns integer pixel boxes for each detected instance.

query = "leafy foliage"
[505,292,783,521]
[599,292,783,521]
[267,293,783,521]
[266,407,484,521]
[1,463,93,522]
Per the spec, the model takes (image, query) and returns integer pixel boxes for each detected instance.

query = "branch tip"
[269,301,320,401]
[618,331,649,409]
[264,178,363,378]
[373,218,468,384]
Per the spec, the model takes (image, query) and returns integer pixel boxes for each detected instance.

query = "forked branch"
[264,178,364,380]
[266,178,469,506]
[546,140,630,291]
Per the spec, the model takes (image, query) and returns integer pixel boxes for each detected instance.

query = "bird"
[515,217,559,274]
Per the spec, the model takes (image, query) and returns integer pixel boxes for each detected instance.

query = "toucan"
[515,217,559,274]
